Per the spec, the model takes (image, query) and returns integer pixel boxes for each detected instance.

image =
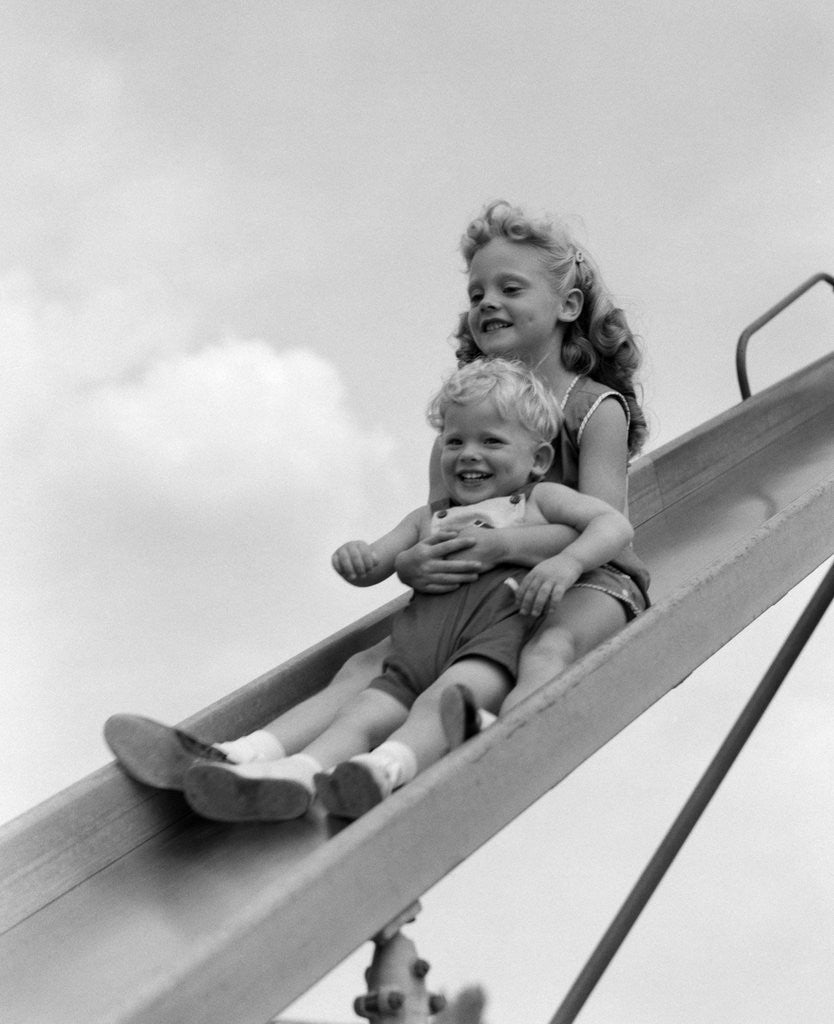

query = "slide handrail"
[736,272,834,399]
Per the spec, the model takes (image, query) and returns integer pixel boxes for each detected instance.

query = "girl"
[104,200,648,801]
[183,359,634,821]
[440,199,649,719]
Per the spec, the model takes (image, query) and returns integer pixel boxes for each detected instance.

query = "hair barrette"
[574,250,585,264]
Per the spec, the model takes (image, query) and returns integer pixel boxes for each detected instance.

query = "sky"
[1,1,833,1021]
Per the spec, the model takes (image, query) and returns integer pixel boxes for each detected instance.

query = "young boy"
[181,358,634,821]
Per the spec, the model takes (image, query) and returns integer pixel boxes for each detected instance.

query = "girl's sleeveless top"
[555,376,650,603]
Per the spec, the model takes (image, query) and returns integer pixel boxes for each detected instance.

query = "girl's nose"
[480,292,499,310]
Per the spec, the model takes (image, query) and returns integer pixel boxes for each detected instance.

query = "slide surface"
[1,353,833,1024]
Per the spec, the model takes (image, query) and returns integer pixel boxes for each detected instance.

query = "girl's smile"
[466,238,567,365]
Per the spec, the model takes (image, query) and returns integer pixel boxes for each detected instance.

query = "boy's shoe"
[183,759,314,821]
[103,713,229,790]
[439,683,481,750]
[315,756,398,820]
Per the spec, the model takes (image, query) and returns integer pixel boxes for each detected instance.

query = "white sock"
[360,740,419,789]
[215,730,286,764]
[231,753,323,793]
[477,709,498,730]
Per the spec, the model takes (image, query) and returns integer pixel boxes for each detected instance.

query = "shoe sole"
[103,714,228,790]
[183,764,311,821]
[440,683,480,750]
[315,762,385,820]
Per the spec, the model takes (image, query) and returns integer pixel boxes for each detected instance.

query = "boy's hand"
[332,541,379,582]
[514,553,585,617]
[395,531,481,594]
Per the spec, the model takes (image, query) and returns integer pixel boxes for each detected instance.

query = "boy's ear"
[557,287,584,324]
[531,441,554,479]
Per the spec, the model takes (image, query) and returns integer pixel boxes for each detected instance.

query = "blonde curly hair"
[427,358,562,445]
[455,200,646,456]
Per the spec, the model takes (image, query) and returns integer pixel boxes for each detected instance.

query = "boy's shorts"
[368,561,648,709]
[368,567,531,709]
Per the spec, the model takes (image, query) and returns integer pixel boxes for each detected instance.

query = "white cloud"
[0,296,410,820]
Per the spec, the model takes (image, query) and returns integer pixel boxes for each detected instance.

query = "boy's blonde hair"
[427,358,562,444]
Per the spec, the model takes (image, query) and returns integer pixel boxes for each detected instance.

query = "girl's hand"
[395,531,482,593]
[515,553,585,617]
[332,541,379,582]
[453,526,510,571]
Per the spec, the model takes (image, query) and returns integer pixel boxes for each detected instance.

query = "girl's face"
[439,396,552,506]
[466,239,566,365]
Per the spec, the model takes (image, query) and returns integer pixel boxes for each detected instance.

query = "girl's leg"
[441,590,628,749]
[506,588,627,713]
[183,687,407,821]
[316,657,512,819]
[104,637,391,789]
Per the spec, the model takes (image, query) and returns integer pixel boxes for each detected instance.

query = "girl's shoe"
[315,756,398,820]
[183,758,315,821]
[439,683,481,750]
[104,714,229,790]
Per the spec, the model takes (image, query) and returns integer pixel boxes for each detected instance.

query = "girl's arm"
[576,397,630,511]
[332,508,425,588]
[402,435,579,581]
[516,485,633,616]
[453,521,581,569]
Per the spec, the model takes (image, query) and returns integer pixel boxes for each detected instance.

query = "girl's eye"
[503,284,520,295]
[468,292,482,306]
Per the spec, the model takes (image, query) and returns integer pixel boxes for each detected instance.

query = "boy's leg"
[183,687,407,821]
[316,657,512,819]
[104,638,391,789]
[247,637,391,755]
[508,588,627,713]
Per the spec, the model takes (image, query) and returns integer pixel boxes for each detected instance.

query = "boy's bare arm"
[332,508,426,587]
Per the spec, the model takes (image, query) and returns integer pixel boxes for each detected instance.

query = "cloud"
[0,290,410,818]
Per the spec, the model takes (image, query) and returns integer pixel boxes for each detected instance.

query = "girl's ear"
[557,287,584,324]
[530,441,554,479]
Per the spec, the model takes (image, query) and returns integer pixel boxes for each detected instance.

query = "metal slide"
[1,349,833,1024]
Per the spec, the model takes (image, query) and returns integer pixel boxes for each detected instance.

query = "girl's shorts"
[571,563,647,620]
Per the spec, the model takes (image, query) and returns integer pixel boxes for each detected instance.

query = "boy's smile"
[439,396,552,506]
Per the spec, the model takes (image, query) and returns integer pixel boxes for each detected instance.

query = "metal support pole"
[354,902,446,1024]
[549,559,834,1024]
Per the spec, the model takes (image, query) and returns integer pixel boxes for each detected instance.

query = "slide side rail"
[736,271,834,399]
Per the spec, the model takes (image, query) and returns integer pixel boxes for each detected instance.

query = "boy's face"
[466,239,564,364]
[439,396,553,506]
